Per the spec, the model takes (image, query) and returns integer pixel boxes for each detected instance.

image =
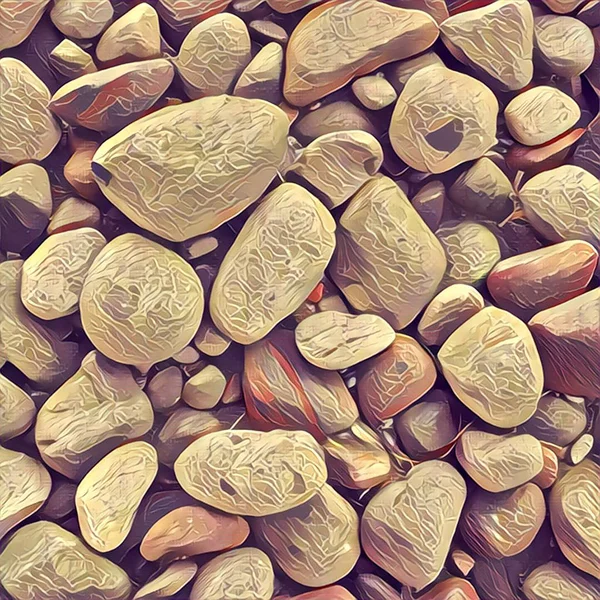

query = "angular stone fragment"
[519,393,587,446]
[456,430,544,493]
[441,0,533,90]
[50,39,97,79]
[460,483,545,559]
[175,13,251,99]
[439,307,543,427]
[0,260,79,389]
[140,505,249,561]
[418,284,484,346]
[190,548,274,600]
[362,460,466,590]
[322,420,390,489]
[175,429,327,516]
[76,441,158,553]
[0,521,132,600]
[0,164,52,253]
[253,484,360,587]
[243,329,358,440]
[394,390,458,460]
[96,3,161,64]
[355,574,403,600]
[182,364,227,409]
[21,227,106,320]
[35,351,154,479]
[134,561,198,600]
[50,59,174,133]
[519,165,600,254]
[285,130,382,209]
[295,311,395,371]
[0,0,50,51]
[529,289,600,398]
[294,101,378,143]
[411,180,446,232]
[80,234,204,369]
[390,66,498,173]
[0,58,61,164]
[550,460,600,578]
[194,319,232,356]
[330,175,446,329]
[487,241,598,319]
[358,334,436,425]
[284,0,438,106]
[0,447,51,541]
[437,221,501,287]
[211,183,335,344]
[64,143,102,202]
[523,561,600,600]
[234,42,283,104]
[50,0,113,38]
[93,95,289,242]
[449,157,515,221]
[158,0,231,31]
[352,75,397,110]
[157,405,245,467]
[48,197,101,235]
[534,15,595,78]
[505,86,580,146]
[0,374,35,442]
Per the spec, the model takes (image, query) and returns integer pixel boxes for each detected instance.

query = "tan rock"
[0,0,50,51]
[50,0,114,38]
[0,374,36,442]
[48,197,101,235]
[157,0,231,32]
[182,364,227,409]
[133,561,198,600]
[49,40,97,79]
[524,561,600,600]
[352,75,397,110]
[234,42,283,104]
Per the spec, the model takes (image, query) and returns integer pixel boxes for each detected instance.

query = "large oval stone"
[329,175,446,330]
[92,95,289,242]
[361,460,466,590]
[210,183,336,344]
[0,0,50,51]
[175,429,327,516]
[438,306,543,427]
[284,0,438,106]
[523,561,600,600]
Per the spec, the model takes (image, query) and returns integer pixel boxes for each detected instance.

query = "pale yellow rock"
[386,51,444,93]
[182,365,227,409]
[0,0,50,51]
[76,442,158,553]
[51,0,114,38]
[134,561,198,600]
[0,374,36,442]
[505,86,581,146]
[234,42,283,104]
[352,75,398,110]
[50,40,97,78]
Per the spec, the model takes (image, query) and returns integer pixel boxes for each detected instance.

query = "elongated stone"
[158,0,232,32]
[330,175,446,329]
[92,95,289,242]
[133,561,198,600]
[234,42,283,104]
[96,3,161,64]
[253,484,360,587]
[550,460,600,578]
[456,430,544,493]
[460,483,545,559]
[441,0,534,90]
[285,130,383,209]
[21,227,106,320]
[0,374,35,442]
[390,65,498,173]
[0,0,50,51]
[518,165,600,253]
[439,307,543,427]
[487,241,598,319]
[190,548,274,600]
[284,0,438,107]
[80,234,204,369]
[35,351,154,479]
[243,329,358,440]
[362,461,466,591]
[418,284,484,346]
[76,441,158,553]
[529,289,600,398]
[140,505,249,561]
[211,183,335,344]
[0,521,132,600]
[357,333,437,425]
[0,447,51,541]
[523,561,600,600]
[175,429,327,516]
[50,59,174,133]
[0,164,52,253]
[0,58,61,164]
[175,13,251,99]
[0,260,80,390]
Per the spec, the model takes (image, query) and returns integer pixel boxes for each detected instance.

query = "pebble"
[0,0,50,51]
[49,39,97,79]
[233,41,284,104]
[352,75,398,111]
[0,375,36,443]
[50,0,114,39]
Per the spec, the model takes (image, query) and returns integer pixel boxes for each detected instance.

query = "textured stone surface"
[49,40,97,78]
[133,561,198,600]
[233,42,284,104]
[523,561,600,600]
[158,0,232,31]
[0,374,35,442]
[50,0,113,38]
[0,0,50,51]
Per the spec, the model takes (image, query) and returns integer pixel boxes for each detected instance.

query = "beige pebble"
[352,75,398,110]
[182,365,227,409]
